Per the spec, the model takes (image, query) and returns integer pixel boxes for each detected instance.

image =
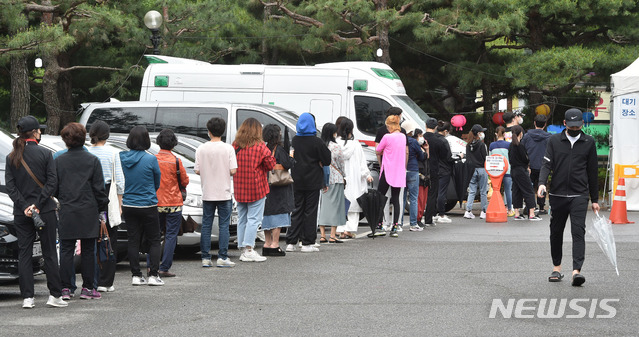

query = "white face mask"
[478,132,485,141]
[517,116,524,124]
[418,137,425,145]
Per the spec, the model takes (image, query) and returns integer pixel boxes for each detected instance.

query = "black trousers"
[60,238,95,290]
[549,196,589,271]
[287,189,320,246]
[529,168,546,209]
[436,174,451,216]
[423,174,439,224]
[377,171,401,225]
[511,166,535,211]
[123,206,161,277]
[14,211,62,298]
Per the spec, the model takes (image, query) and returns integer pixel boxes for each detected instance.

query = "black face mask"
[566,129,581,137]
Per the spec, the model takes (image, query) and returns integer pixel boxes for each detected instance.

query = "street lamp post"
[144,10,163,55]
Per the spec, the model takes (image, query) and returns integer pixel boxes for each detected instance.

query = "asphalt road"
[1,207,637,336]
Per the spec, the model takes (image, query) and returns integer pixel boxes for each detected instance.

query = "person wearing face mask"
[400,120,426,231]
[413,129,430,226]
[508,125,541,221]
[463,124,489,219]
[538,108,599,287]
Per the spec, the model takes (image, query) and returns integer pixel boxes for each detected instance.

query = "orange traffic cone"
[610,178,634,224]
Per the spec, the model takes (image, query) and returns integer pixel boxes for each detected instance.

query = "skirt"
[261,213,291,230]
[318,183,346,227]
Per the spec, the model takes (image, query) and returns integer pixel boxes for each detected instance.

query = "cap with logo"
[426,118,438,129]
[564,108,584,127]
[470,124,487,134]
[17,116,47,133]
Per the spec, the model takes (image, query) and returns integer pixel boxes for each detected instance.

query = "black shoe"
[270,247,286,256]
[262,247,272,256]
[538,209,548,215]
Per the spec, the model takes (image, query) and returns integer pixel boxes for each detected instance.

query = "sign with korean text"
[619,95,638,119]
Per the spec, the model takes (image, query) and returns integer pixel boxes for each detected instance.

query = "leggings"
[377,171,401,225]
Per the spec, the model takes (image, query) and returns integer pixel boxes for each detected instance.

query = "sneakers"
[97,286,115,292]
[397,225,403,232]
[463,211,475,219]
[46,295,68,308]
[256,230,266,242]
[61,288,73,300]
[529,215,542,221]
[132,276,147,286]
[514,215,527,220]
[147,275,165,286]
[202,259,214,268]
[240,248,267,262]
[285,244,297,252]
[479,211,486,219]
[437,215,452,223]
[374,223,387,236]
[22,297,35,309]
[409,225,424,232]
[538,209,548,215]
[507,209,516,217]
[390,224,399,237]
[217,258,236,268]
[300,245,320,253]
[432,215,441,222]
[80,288,101,299]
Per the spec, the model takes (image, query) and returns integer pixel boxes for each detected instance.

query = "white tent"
[610,58,639,210]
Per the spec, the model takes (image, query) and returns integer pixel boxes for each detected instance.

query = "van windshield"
[393,95,429,127]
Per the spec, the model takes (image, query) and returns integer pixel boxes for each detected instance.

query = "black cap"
[564,108,583,127]
[17,116,46,133]
[426,118,438,129]
[470,124,487,134]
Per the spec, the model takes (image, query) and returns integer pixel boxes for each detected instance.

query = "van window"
[156,107,227,141]
[237,109,295,143]
[354,96,391,136]
[86,107,156,133]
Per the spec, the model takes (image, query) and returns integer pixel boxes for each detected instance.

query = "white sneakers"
[479,211,486,219]
[97,286,115,292]
[437,215,452,223]
[202,259,214,267]
[240,248,267,262]
[46,295,68,308]
[217,258,236,267]
[132,276,147,286]
[147,275,164,286]
[300,245,320,253]
[22,297,35,309]
[285,244,297,252]
[463,211,475,219]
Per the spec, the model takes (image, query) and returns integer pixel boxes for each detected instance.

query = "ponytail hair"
[511,125,524,146]
[9,130,36,168]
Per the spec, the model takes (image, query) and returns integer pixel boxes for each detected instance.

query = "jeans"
[503,175,513,210]
[402,171,420,226]
[201,200,232,260]
[236,197,266,249]
[160,211,182,271]
[465,168,488,212]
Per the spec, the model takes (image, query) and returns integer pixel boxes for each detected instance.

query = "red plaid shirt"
[232,142,276,203]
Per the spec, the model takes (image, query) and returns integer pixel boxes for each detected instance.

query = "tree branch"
[261,0,324,28]
[24,3,58,12]
[60,65,121,73]
[421,13,485,37]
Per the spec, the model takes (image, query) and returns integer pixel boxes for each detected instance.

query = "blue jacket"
[407,137,425,172]
[522,129,551,170]
[119,150,161,207]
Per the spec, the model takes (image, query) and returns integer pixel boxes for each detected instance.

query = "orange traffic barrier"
[609,178,634,224]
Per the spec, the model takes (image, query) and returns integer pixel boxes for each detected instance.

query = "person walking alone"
[539,108,599,286]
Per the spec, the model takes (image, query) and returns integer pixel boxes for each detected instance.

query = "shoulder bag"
[268,145,294,186]
[107,154,122,227]
[20,158,60,210]
[176,157,187,201]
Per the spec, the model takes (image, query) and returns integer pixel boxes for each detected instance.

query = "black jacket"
[436,133,454,176]
[55,147,109,240]
[465,139,487,169]
[264,145,295,215]
[291,135,332,191]
[508,142,529,169]
[539,131,599,202]
[5,141,58,215]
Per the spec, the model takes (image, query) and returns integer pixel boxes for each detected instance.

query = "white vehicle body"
[139,55,430,146]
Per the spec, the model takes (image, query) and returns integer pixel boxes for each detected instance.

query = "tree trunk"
[375,0,391,65]
[481,78,495,142]
[10,55,30,131]
[57,52,75,127]
[43,54,62,134]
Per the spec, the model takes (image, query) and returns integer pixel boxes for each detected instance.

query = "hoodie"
[465,139,487,170]
[291,113,332,190]
[521,129,551,170]
[119,150,161,207]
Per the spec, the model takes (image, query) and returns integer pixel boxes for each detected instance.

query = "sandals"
[548,271,564,282]
[571,273,586,287]
[328,237,343,243]
[319,237,328,243]
[338,233,355,240]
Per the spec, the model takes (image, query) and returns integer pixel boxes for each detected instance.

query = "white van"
[139,55,430,146]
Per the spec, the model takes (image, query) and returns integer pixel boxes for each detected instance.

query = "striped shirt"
[88,145,125,194]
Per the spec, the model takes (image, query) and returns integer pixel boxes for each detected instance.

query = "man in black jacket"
[538,108,599,287]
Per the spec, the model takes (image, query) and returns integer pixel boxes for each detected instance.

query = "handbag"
[97,219,115,266]
[181,215,197,233]
[176,157,187,201]
[268,145,294,186]
[107,155,122,227]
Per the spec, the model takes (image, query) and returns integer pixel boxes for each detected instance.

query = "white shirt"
[195,141,237,201]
